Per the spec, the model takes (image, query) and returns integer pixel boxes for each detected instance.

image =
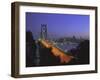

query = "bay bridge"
[26,24,74,67]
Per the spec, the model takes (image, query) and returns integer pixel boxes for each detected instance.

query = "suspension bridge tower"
[40,24,48,40]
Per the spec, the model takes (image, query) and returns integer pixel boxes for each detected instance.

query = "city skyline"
[26,12,90,40]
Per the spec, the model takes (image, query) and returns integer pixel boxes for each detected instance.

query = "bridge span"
[39,39,74,64]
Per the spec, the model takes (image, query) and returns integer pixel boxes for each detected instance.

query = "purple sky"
[26,12,89,40]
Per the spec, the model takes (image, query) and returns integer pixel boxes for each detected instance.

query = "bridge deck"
[39,39,74,63]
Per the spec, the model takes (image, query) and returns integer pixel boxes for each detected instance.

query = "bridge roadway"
[39,39,74,64]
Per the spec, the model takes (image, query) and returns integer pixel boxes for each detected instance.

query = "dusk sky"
[26,12,90,40]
